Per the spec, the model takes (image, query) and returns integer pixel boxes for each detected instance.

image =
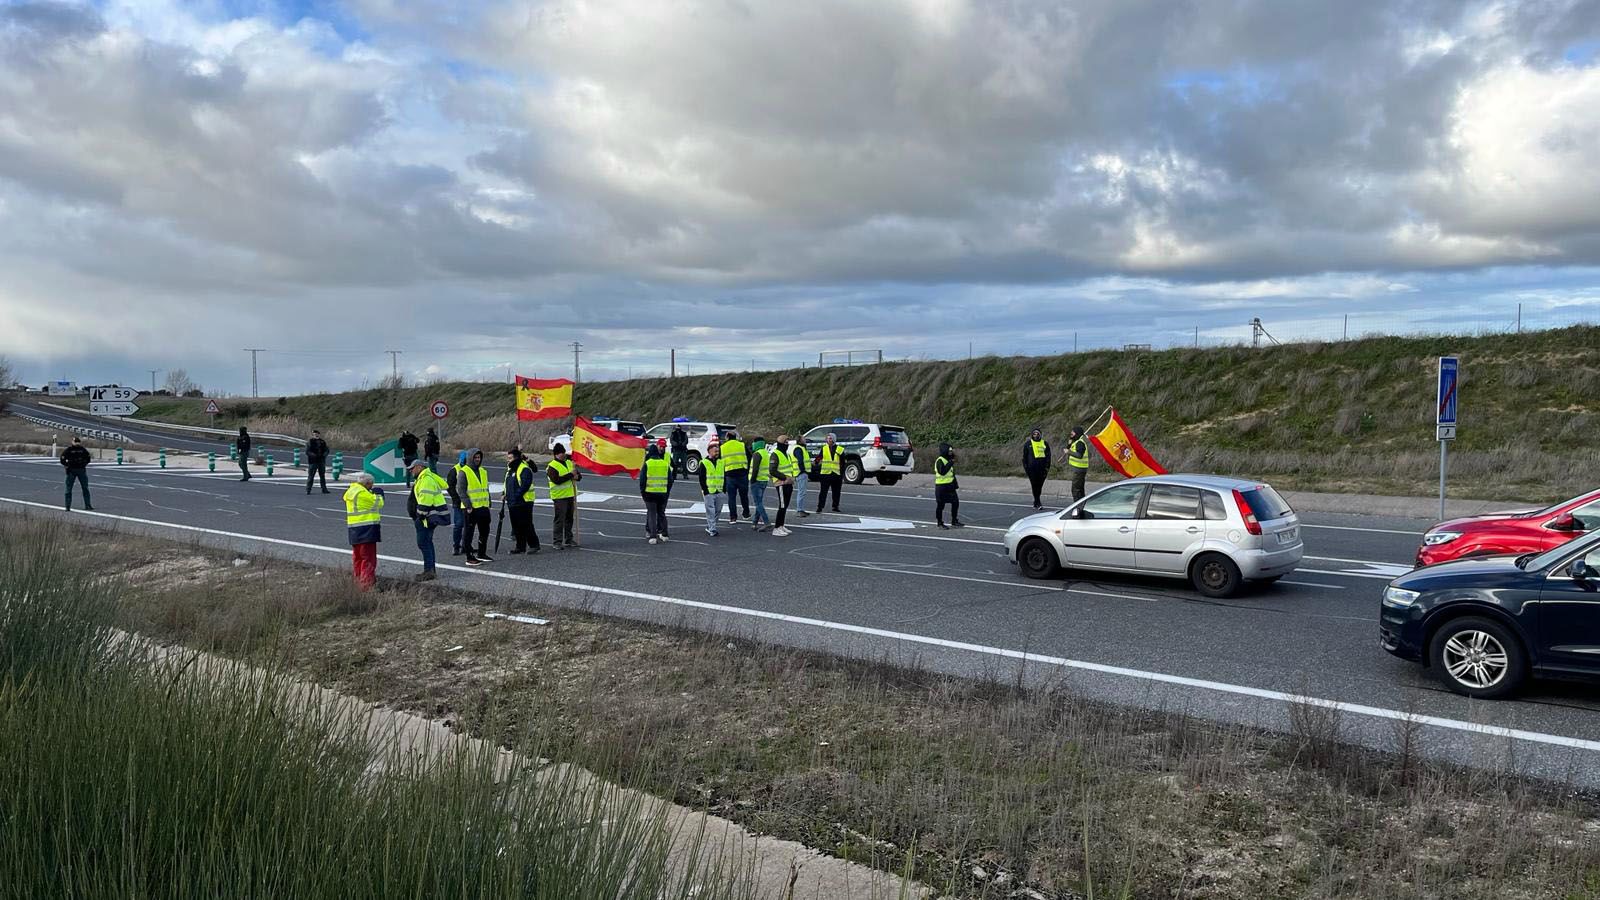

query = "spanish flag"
[571,416,647,477]
[1089,409,1168,479]
[515,376,573,421]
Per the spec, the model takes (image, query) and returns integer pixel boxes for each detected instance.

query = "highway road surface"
[3,452,1598,786]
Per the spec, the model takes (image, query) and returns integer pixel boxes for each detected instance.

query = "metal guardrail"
[13,411,126,443]
[34,401,306,446]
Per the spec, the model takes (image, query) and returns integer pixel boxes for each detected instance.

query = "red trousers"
[351,542,378,589]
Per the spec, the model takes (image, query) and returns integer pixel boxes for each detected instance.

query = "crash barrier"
[12,411,126,444]
[35,402,305,446]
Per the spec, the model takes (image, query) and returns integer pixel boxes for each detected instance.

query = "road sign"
[88,385,138,403]
[430,399,450,420]
[90,401,140,416]
[204,399,221,415]
[362,439,406,484]
[1436,356,1458,433]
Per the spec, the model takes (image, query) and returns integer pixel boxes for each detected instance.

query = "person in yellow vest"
[768,435,800,537]
[934,442,964,529]
[343,473,384,589]
[408,460,450,582]
[719,429,750,524]
[458,448,494,566]
[791,440,812,517]
[814,432,844,513]
[547,443,582,549]
[504,447,542,554]
[1022,427,1052,510]
[638,443,675,543]
[748,437,772,532]
[698,442,726,537]
[1063,426,1091,502]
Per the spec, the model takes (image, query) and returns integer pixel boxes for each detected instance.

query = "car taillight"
[873,436,882,448]
[1232,489,1262,535]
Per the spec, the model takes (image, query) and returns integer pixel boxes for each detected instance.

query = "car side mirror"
[1551,513,1580,532]
[1568,558,1596,581]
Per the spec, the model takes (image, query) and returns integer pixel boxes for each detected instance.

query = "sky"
[2,0,1599,394]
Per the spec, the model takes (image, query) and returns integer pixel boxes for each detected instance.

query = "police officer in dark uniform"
[60,437,93,510]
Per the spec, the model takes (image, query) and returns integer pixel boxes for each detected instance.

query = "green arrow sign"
[362,439,406,484]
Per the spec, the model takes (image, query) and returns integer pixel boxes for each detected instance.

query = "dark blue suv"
[1380,530,1600,698]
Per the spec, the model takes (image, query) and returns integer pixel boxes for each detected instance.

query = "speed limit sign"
[429,400,449,420]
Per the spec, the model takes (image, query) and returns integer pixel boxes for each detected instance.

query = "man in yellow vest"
[934,442,964,529]
[814,432,844,514]
[343,472,384,589]
[791,440,812,517]
[1063,426,1091,502]
[504,447,541,554]
[547,443,582,549]
[768,435,800,536]
[638,443,674,543]
[459,448,494,566]
[698,442,725,537]
[1022,427,1052,510]
[408,460,450,582]
[719,429,750,524]
[748,437,772,532]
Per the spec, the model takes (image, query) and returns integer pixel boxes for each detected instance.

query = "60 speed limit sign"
[429,400,449,419]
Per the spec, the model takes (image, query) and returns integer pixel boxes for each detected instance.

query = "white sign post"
[204,398,221,427]
[88,385,140,417]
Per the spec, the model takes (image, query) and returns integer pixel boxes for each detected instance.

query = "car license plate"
[888,450,908,464]
[1277,529,1297,545]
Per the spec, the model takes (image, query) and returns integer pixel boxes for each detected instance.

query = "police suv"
[800,420,915,485]
[645,419,738,475]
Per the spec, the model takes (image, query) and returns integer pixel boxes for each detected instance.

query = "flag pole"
[570,415,581,548]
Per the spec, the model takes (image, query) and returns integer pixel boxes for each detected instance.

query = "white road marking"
[1297,568,1394,581]
[1279,580,1347,590]
[842,563,1066,591]
[808,516,918,532]
[1301,523,1424,536]
[7,494,1600,754]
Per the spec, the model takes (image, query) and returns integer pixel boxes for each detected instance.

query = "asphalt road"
[4,452,1599,786]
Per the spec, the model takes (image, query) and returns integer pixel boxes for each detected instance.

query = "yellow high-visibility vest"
[547,459,576,500]
[751,447,770,482]
[1067,439,1090,469]
[461,466,491,508]
[412,469,448,510]
[934,457,955,486]
[643,457,671,494]
[1030,439,1048,459]
[702,457,725,493]
[509,461,537,503]
[775,449,799,478]
[819,444,842,476]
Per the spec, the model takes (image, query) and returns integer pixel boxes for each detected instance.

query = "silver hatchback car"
[1004,475,1303,597]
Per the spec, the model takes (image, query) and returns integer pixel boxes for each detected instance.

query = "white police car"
[800,420,916,485]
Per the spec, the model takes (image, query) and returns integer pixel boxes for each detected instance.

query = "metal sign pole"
[1436,356,1459,520]
[1439,441,1448,520]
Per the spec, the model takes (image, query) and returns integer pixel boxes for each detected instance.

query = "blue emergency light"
[671,416,691,422]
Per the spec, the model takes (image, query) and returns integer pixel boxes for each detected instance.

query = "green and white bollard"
[159,449,167,469]
[116,447,123,466]
[293,447,301,468]
[229,445,237,462]
[266,452,274,477]
[208,452,216,472]
[332,451,344,480]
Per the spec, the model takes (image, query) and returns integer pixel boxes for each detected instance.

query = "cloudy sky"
[2,0,1599,394]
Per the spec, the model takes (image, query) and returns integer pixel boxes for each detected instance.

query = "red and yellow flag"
[515,376,573,421]
[1089,409,1167,479]
[571,417,647,477]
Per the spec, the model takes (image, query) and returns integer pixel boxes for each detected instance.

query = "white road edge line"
[11,495,1600,755]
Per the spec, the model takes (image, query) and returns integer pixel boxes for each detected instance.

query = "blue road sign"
[1437,356,1459,428]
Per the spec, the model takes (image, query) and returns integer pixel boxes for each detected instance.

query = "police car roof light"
[672,416,691,422]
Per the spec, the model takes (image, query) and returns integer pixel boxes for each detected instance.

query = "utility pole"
[670,348,676,378]
[384,350,402,385]
[243,349,264,398]
[570,341,583,382]
[148,369,160,393]
[1516,303,1522,334]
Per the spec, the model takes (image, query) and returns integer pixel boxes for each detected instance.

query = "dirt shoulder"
[57,522,1600,899]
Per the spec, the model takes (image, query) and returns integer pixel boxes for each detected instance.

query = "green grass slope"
[124,326,1600,499]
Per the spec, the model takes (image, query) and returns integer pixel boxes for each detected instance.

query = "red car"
[1415,489,1600,567]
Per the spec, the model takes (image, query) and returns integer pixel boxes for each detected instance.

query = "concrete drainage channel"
[131,634,928,900]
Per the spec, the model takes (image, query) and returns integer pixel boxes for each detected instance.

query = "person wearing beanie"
[1022,427,1052,510]
[1063,426,1091,501]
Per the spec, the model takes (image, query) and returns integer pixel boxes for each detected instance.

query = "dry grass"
[47,520,1600,900]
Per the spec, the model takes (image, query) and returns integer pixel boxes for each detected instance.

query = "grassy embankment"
[30,515,1600,900]
[122,325,1600,499]
[0,520,757,900]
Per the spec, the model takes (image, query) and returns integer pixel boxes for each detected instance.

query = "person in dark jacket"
[934,443,963,529]
[236,427,252,481]
[60,437,93,511]
[669,424,689,476]
[504,447,541,554]
[768,435,798,536]
[424,427,441,471]
[305,430,330,494]
[446,450,468,555]
[1063,426,1091,502]
[1022,427,1051,510]
[547,443,582,549]
[398,430,420,484]
[638,443,674,543]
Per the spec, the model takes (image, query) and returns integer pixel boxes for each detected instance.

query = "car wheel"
[875,474,901,486]
[1428,616,1526,699]
[1017,538,1060,579]
[684,452,702,475]
[1190,553,1242,598]
[842,458,864,485]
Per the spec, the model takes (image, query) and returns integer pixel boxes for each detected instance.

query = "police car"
[800,420,915,485]
[549,417,645,452]
[644,419,738,474]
